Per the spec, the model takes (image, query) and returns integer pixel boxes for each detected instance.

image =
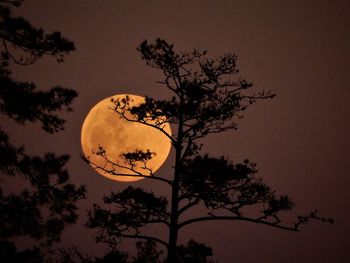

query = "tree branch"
[178,197,200,216]
[178,214,319,232]
[82,154,173,186]
[117,233,168,248]
[113,107,176,146]
[2,39,37,65]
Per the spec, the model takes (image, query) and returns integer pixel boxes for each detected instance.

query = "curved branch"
[118,233,168,248]
[117,110,176,146]
[178,197,200,216]
[157,74,179,96]
[145,219,171,228]
[2,39,37,65]
[82,155,173,186]
[178,215,304,232]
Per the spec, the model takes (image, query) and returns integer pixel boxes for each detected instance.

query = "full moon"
[81,94,172,182]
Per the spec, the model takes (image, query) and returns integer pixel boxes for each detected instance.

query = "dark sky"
[5,0,350,262]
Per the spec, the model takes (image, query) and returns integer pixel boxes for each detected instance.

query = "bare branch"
[117,233,168,248]
[2,39,37,65]
[178,211,333,231]
[178,197,200,216]
[82,152,173,186]
[112,106,176,146]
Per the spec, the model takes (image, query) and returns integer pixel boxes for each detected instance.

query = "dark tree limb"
[178,211,333,231]
[111,104,176,146]
[117,233,168,248]
[81,150,173,186]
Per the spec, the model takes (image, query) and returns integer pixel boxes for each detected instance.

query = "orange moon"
[81,94,172,182]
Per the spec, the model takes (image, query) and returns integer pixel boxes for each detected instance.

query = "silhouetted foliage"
[54,246,93,263]
[0,0,77,133]
[56,241,163,263]
[0,0,85,261]
[87,186,169,248]
[177,239,215,263]
[0,240,44,263]
[133,240,163,263]
[86,39,332,262]
[94,250,129,263]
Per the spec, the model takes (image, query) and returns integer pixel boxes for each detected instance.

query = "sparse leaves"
[87,187,169,248]
[0,1,75,65]
[133,38,276,145]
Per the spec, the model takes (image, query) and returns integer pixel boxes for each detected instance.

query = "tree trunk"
[167,139,182,262]
[167,93,184,263]
[167,183,179,262]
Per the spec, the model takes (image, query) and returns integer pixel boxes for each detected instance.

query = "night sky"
[4,0,350,262]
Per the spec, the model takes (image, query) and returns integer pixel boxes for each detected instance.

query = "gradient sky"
[4,0,350,262]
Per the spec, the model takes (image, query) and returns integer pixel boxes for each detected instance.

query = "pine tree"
[86,39,332,262]
[0,1,85,261]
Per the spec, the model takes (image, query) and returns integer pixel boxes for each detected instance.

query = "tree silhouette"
[0,0,85,261]
[86,39,332,262]
[55,240,161,263]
